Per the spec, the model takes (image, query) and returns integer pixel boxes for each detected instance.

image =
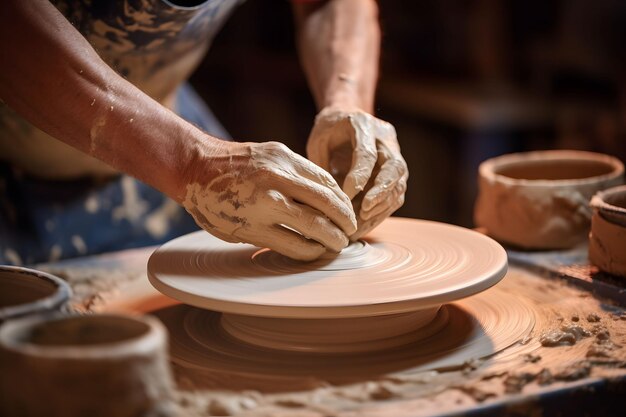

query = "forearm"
[0,0,220,202]
[293,0,380,113]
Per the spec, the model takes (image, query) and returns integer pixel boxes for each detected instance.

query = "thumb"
[341,114,377,199]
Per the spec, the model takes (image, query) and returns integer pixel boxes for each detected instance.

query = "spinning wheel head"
[148,218,507,319]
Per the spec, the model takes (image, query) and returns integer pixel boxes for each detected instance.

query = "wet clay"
[475,150,624,249]
[589,186,626,277]
[540,323,591,347]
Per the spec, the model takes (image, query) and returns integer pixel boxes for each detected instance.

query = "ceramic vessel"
[0,266,72,323]
[589,185,626,277]
[475,150,624,249]
[0,313,176,417]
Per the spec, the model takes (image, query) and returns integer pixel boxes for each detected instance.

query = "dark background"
[190,0,626,227]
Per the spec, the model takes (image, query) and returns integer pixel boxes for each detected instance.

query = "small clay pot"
[0,313,176,417]
[0,266,72,323]
[589,185,626,277]
[475,150,623,249]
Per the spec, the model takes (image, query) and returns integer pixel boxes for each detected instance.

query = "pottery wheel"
[150,286,534,391]
[148,218,508,354]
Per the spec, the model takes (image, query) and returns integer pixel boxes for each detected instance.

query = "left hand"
[306,106,408,240]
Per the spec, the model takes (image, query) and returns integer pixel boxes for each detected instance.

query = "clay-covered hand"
[182,141,357,261]
[306,107,408,240]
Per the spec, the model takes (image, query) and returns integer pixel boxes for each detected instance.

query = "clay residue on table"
[35,247,151,312]
[539,323,591,346]
[53,250,626,417]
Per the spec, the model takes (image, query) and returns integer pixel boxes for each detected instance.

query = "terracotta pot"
[475,150,623,249]
[0,313,176,417]
[589,185,626,277]
[0,266,72,323]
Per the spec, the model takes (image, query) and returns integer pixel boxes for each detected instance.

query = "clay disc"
[148,218,507,318]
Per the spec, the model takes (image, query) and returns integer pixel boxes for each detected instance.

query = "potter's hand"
[182,141,357,261]
[306,107,408,240]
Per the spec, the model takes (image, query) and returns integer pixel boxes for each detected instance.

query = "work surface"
[38,245,626,417]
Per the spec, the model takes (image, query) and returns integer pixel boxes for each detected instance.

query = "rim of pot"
[480,150,624,187]
[0,313,166,359]
[0,266,72,321]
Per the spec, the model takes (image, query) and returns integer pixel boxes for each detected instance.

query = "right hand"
[306,107,408,241]
[181,141,357,261]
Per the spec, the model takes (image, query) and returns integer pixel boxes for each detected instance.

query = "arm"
[292,0,379,113]
[0,0,202,201]
[293,0,408,239]
[0,0,356,260]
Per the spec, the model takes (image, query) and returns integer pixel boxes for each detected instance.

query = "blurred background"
[190,0,626,227]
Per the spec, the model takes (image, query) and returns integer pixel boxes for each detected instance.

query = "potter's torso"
[0,0,241,179]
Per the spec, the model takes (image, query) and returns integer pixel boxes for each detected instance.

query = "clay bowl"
[0,266,72,323]
[589,185,626,277]
[590,185,626,227]
[475,150,624,249]
[0,313,176,417]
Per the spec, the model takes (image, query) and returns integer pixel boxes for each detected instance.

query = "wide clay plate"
[147,217,507,318]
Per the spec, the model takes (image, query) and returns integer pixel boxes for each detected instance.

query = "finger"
[270,159,357,235]
[306,131,330,171]
[254,225,326,261]
[277,200,349,253]
[352,189,405,241]
[362,146,408,212]
[361,200,392,222]
[306,109,342,170]
[361,178,407,221]
[351,199,403,242]
[288,179,357,236]
[350,211,389,241]
[342,114,378,199]
[294,154,354,210]
[259,142,351,210]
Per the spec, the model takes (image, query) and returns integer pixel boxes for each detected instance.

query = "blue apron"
[0,0,242,265]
